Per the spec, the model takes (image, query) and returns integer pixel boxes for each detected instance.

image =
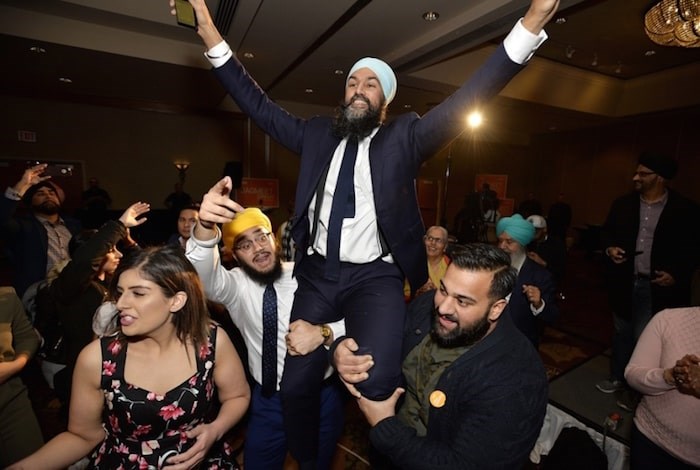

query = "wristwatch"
[320,324,332,341]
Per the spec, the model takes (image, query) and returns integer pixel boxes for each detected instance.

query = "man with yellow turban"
[185,180,346,470]
[496,214,559,346]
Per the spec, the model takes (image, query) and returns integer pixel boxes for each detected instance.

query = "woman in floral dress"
[10,245,250,469]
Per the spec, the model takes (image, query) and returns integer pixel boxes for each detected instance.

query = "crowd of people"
[1,0,699,468]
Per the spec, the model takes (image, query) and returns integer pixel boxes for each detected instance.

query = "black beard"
[430,307,490,348]
[239,255,283,286]
[331,98,383,139]
[34,201,60,215]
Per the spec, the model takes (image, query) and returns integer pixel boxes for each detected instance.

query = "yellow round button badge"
[429,390,446,408]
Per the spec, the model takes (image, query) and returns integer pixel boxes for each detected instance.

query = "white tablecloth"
[531,404,629,470]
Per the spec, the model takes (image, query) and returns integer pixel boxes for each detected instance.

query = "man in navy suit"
[174,0,559,466]
[496,214,559,346]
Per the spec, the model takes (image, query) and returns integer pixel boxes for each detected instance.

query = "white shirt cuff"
[204,40,234,68]
[188,225,222,248]
[4,187,22,201]
[531,299,546,316]
[503,18,548,64]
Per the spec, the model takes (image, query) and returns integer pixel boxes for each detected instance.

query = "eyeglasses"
[424,235,446,245]
[633,170,655,178]
[234,232,272,252]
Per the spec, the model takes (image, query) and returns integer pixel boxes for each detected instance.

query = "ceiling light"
[242,52,254,59]
[555,17,567,24]
[591,53,598,67]
[334,69,344,75]
[29,46,46,54]
[403,104,412,109]
[644,0,700,48]
[422,11,439,21]
[58,77,73,83]
[305,88,313,93]
[467,111,482,129]
[645,49,657,56]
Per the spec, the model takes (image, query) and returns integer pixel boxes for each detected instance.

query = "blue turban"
[347,57,397,105]
[496,214,535,246]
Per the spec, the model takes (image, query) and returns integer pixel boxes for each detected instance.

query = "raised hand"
[523,0,560,34]
[198,177,244,229]
[15,163,51,194]
[118,202,151,228]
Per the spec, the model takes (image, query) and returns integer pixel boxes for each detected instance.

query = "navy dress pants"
[280,254,406,468]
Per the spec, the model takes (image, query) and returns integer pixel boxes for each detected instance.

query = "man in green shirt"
[335,244,548,469]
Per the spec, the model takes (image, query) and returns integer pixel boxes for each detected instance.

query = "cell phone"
[174,0,197,29]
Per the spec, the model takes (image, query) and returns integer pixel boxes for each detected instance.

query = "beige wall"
[1,95,245,210]
[2,94,698,238]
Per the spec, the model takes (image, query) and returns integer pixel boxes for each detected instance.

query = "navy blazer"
[0,196,81,297]
[213,45,524,291]
[371,312,548,469]
[505,257,559,346]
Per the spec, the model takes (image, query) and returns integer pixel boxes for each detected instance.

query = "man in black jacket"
[596,152,700,400]
[0,164,81,297]
[334,244,548,469]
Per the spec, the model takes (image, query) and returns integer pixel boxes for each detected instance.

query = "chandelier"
[645,0,700,47]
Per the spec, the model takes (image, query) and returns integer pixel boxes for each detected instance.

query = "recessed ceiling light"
[422,11,439,21]
[29,46,46,53]
[305,88,313,93]
[334,69,344,75]
[555,17,566,24]
[403,104,412,109]
[58,77,73,83]
[644,50,656,56]
[242,52,254,59]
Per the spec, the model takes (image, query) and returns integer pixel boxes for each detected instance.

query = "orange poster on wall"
[235,178,279,209]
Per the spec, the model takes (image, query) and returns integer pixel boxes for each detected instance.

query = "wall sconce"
[565,45,576,59]
[174,161,190,185]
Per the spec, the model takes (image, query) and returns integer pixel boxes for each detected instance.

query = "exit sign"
[17,130,37,143]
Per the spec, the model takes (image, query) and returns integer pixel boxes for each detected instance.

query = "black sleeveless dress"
[89,324,239,469]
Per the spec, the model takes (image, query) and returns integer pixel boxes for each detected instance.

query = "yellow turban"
[221,207,272,249]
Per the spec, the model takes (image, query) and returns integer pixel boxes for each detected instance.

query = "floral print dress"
[89,324,238,469]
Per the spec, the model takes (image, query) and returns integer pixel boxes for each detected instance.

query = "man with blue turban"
[175,0,560,466]
[496,214,559,346]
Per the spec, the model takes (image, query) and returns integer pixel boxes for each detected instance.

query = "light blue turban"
[496,214,535,246]
[347,57,397,105]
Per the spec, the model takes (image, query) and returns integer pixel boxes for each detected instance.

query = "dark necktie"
[324,137,358,281]
[261,283,277,398]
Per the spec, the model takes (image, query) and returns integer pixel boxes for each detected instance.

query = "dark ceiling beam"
[266,0,373,92]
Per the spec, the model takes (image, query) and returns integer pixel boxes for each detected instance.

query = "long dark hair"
[109,245,210,348]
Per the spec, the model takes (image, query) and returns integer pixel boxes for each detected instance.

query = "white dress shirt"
[186,228,344,389]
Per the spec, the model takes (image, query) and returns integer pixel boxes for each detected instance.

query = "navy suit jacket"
[506,257,559,346]
[213,45,524,291]
[0,196,81,297]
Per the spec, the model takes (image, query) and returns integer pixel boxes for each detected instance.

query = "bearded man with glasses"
[185,178,347,470]
[596,152,700,414]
